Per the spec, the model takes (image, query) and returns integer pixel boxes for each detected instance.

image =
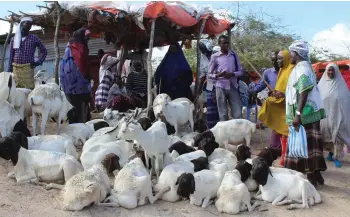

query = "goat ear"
[190,176,195,194]
[175,176,181,186]
[268,167,273,177]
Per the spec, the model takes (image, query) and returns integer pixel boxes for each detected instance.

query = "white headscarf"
[212,46,220,53]
[318,63,350,147]
[289,40,310,62]
[13,17,33,49]
[199,39,213,52]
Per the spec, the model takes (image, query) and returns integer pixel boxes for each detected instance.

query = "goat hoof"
[45,184,52,190]
[286,205,294,210]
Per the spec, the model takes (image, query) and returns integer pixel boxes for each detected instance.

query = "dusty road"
[1,119,350,217]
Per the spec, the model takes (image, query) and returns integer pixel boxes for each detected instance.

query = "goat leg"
[201,196,212,209]
[45,183,64,190]
[96,202,120,207]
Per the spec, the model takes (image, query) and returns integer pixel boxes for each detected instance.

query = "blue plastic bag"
[287,126,308,158]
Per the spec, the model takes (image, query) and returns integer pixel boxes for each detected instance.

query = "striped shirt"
[8,34,47,72]
[126,71,148,95]
[95,70,115,106]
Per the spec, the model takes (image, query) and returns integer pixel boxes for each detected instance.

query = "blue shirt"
[251,67,278,93]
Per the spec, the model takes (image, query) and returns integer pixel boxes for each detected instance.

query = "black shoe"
[307,173,318,187]
[314,171,324,185]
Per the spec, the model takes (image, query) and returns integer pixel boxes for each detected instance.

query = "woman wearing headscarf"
[258,50,294,166]
[284,40,327,187]
[155,42,193,101]
[318,63,350,168]
[60,28,92,123]
[94,54,119,111]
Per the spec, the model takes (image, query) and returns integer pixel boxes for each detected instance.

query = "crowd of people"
[5,18,350,188]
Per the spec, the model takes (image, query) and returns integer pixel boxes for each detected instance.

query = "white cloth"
[285,61,324,122]
[99,54,119,83]
[318,63,350,147]
[212,46,220,53]
[13,17,33,49]
[199,54,209,79]
[200,39,213,52]
[289,40,310,62]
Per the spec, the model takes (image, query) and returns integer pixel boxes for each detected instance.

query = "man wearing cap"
[7,17,47,89]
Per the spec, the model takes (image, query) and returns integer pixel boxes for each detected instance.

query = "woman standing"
[155,42,193,101]
[284,41,327,187]
[95,54,119,111]
[258,50,294,166]
[318,63,350,168]
[60,28,92,123]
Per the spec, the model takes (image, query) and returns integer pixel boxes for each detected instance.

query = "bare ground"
[1,117,350,217]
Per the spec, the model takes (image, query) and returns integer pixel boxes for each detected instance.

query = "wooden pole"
[146,19,156,117]
[117,46,127,76]
[227,25,232,50]
[194,19,206,104]
[0,17,13,71]
[53,2,61,85]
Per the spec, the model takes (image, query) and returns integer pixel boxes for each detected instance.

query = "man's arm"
[232,53,244,77]
[7,39,14,72]
[251,70,268,93]
[35,37,47,66]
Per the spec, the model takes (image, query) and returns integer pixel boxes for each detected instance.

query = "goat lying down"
[251,157,321,209]
[0,138,83,185]
[101,158,170,209]
[45,154,121,211]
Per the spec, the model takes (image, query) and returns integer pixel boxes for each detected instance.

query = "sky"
[0,1,350,58]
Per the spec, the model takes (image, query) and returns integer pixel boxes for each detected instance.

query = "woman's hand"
[292,115,302,132]
[274,91,285,99]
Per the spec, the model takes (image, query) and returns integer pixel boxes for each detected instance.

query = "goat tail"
[29,96,44,106]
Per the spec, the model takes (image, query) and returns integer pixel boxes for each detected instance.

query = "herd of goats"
[0,70,321,214]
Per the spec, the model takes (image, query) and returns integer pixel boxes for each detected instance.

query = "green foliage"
[183,43,197,73]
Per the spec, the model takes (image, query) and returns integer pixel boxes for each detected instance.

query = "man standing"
[208,35,243,121]
[249,51,280,94]
[7,17,47,89]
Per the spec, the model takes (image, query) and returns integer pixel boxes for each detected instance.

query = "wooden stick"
[228,25,232,50]
[53,2,61,84]
[231,43,272,91]
[0,18,10,22]
[0,17,14,71]
[19,11,29,16]
[146,19,156,118]
[8,11,20,17]
[194,19,206,102]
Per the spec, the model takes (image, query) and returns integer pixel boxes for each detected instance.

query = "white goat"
[216,170,259,214]
[8,88,32,121]
[80,140,134,170]
[28,83,74,135]
[0,142,83,185]
[28,135,78,159]
[156,95,195,136]
[173,150,206,162]
[118,120,170,179]
[252,159,321,209]
[210,119,256,151]
[154,160,195,202]
[0,100,30,137]
[102,158,169,209]
[45,154,120,211]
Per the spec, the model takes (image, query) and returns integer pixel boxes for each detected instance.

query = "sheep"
[235,160,258,192]
[117,119,170,179]
[208,148,237,171]
[176,162,227,208]
[28,83,75,135]
[8,87,32,121]
[235,144,252,161]
[1,133,78,159]
[215,169,260,214]
[153,93,171,121]
[102,157,170,209]
[173,150,206,162]
[102,108,126,127]
[45,154,121,211]
[154,158,208,202]
[251,157,321,209]
[0,100,31,137]
[257,147,281,166]
[0,138,83,185]
[197,137,219,156]
[80,140,134,170]
[60,121,109,149]
[154,93,195,136]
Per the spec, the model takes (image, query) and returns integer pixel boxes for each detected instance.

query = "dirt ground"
[1,117,350,217]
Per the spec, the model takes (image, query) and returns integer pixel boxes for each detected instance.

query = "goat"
[251,157,321,210]
[28,83,75,135]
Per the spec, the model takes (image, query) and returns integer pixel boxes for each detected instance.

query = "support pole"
[0,17,14,71]
[146,19,156,117]
[117,46,127,76]
[54,2,61,85]
[227,25,232,50]
[194,19,206,111]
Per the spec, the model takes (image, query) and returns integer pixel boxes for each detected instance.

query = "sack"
[287,126,308,158]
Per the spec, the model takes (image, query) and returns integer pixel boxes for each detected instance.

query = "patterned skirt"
[206,88,219,128]
[284,121,327,173]
[12,63,34,89]
[108,95,135,112]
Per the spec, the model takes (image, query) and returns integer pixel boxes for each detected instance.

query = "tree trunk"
[0,19,14,71]
[54,2,62,85]
[146,19,156,118]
